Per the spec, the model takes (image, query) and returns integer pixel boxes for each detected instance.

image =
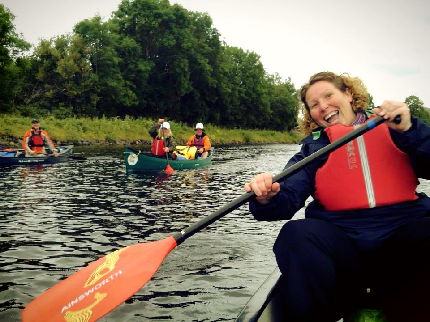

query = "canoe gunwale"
[124,146,213,171]
[236,268,282,322]
[235,267,390,322]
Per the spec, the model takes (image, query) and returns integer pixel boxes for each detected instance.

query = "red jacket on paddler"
[250,115,430,252]
[22,129,56,154]
[151,138,166,157]
[315,117,418,211]
[148,121,176,157]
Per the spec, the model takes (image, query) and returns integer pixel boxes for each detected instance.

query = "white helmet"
[161,122,170,129]
[195,123,204,130]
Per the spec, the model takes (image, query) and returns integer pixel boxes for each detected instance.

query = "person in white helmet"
[148,118,176,157]
[186,122,211,158]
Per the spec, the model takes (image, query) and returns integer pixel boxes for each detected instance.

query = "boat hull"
[236,268,285,322]
[235,268,388,322]
[0,145,74,167]
[124,147,213,171]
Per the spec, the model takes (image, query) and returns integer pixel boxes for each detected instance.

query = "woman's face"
[305,81,355,127]
[195,129,203,136]
[161,128,169,136]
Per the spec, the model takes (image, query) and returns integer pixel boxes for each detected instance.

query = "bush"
[51,105,73,119]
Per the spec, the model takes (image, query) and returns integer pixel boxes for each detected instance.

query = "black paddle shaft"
[172,115,398,245]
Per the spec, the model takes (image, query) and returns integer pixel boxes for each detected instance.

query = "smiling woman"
[244,71,430,321]
[300,72,370,135]
[306,81,354,127]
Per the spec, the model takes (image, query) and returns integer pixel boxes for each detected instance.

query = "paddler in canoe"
[244,71,430,321]
[22,118,59,157]
[186,122,211,159]
[148,118,176,158]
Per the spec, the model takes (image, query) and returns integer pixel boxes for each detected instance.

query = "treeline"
[0,0,299,131]
[1,1,429,130]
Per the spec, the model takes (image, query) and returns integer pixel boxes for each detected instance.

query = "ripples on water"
[0,144,429,321]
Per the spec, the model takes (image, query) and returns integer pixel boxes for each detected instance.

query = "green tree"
[405,95,430,125]
[267,74,299,131]
[114,0,192,119]
[367,93,375,109]
[29,36,82,113]
[74,16,138,117]
[22,34,98,117]
[5,55,38,114]
[178,11,220,125]
[0,4,30,112]
[1,0,301,131]
[216,45,275,129]
[113,0,221,123]
[215,45,247,127]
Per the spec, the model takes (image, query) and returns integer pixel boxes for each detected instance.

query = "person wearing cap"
[22,119,58,157]
[148,118,176,157]
[186,123,211,159]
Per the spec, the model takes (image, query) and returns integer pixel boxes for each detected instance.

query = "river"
[0,144,429,322]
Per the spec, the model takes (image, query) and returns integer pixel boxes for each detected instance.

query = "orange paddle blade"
[165,164,175,174]
[22,236,177,322]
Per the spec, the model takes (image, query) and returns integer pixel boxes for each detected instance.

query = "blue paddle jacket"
[250,116,430,252]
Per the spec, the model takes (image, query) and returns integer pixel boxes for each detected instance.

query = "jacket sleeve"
[390,117,430,179]
[42,130,56,153]
[203,136,211,151]
[167,136,176,151]
[22,131,30,151]
[186,136,194,147]
[249,138,328,221]
[148,124,159,138]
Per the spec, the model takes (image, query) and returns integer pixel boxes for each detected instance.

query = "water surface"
[0,144,428,321]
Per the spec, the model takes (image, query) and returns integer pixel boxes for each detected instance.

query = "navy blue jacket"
[250,117,430,251]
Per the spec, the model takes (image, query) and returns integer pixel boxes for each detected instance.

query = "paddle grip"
[375,106,401,124]
[394,115,401,124]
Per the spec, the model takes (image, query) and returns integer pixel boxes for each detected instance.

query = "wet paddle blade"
[165,164,175,174]
[22,236,177,322]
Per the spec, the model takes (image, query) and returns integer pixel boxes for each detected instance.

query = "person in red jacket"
[186,123,211,158]
[148,118,176,157]
[244,71,430,322]
[22,119,58,157]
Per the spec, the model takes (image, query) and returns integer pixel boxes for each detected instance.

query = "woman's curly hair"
[300,72,369,135]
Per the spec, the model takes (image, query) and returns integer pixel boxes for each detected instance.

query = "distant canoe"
[0,145,75,167]
[124,146,213,171]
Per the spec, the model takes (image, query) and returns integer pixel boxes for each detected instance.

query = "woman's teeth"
[324,110,339,123]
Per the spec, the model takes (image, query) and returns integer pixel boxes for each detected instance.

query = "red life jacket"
[193,136,204,149]
[151,137,165,156]
[315,118,418,211]
[29,130,44,147]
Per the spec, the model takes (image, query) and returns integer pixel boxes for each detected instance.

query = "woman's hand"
[244,172,280,205]
[158,118,165,124]
[373,100,412,132]
[163,147,169,152]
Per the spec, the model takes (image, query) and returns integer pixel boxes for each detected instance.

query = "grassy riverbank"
[0,114,304,147]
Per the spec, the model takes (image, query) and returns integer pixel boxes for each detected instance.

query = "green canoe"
[124,146,213,171]
[235,268,388,322]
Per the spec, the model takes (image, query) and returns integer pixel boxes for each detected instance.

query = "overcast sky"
[3,0,430,107]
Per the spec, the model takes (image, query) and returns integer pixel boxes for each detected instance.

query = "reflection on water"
[0,144,429,321]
